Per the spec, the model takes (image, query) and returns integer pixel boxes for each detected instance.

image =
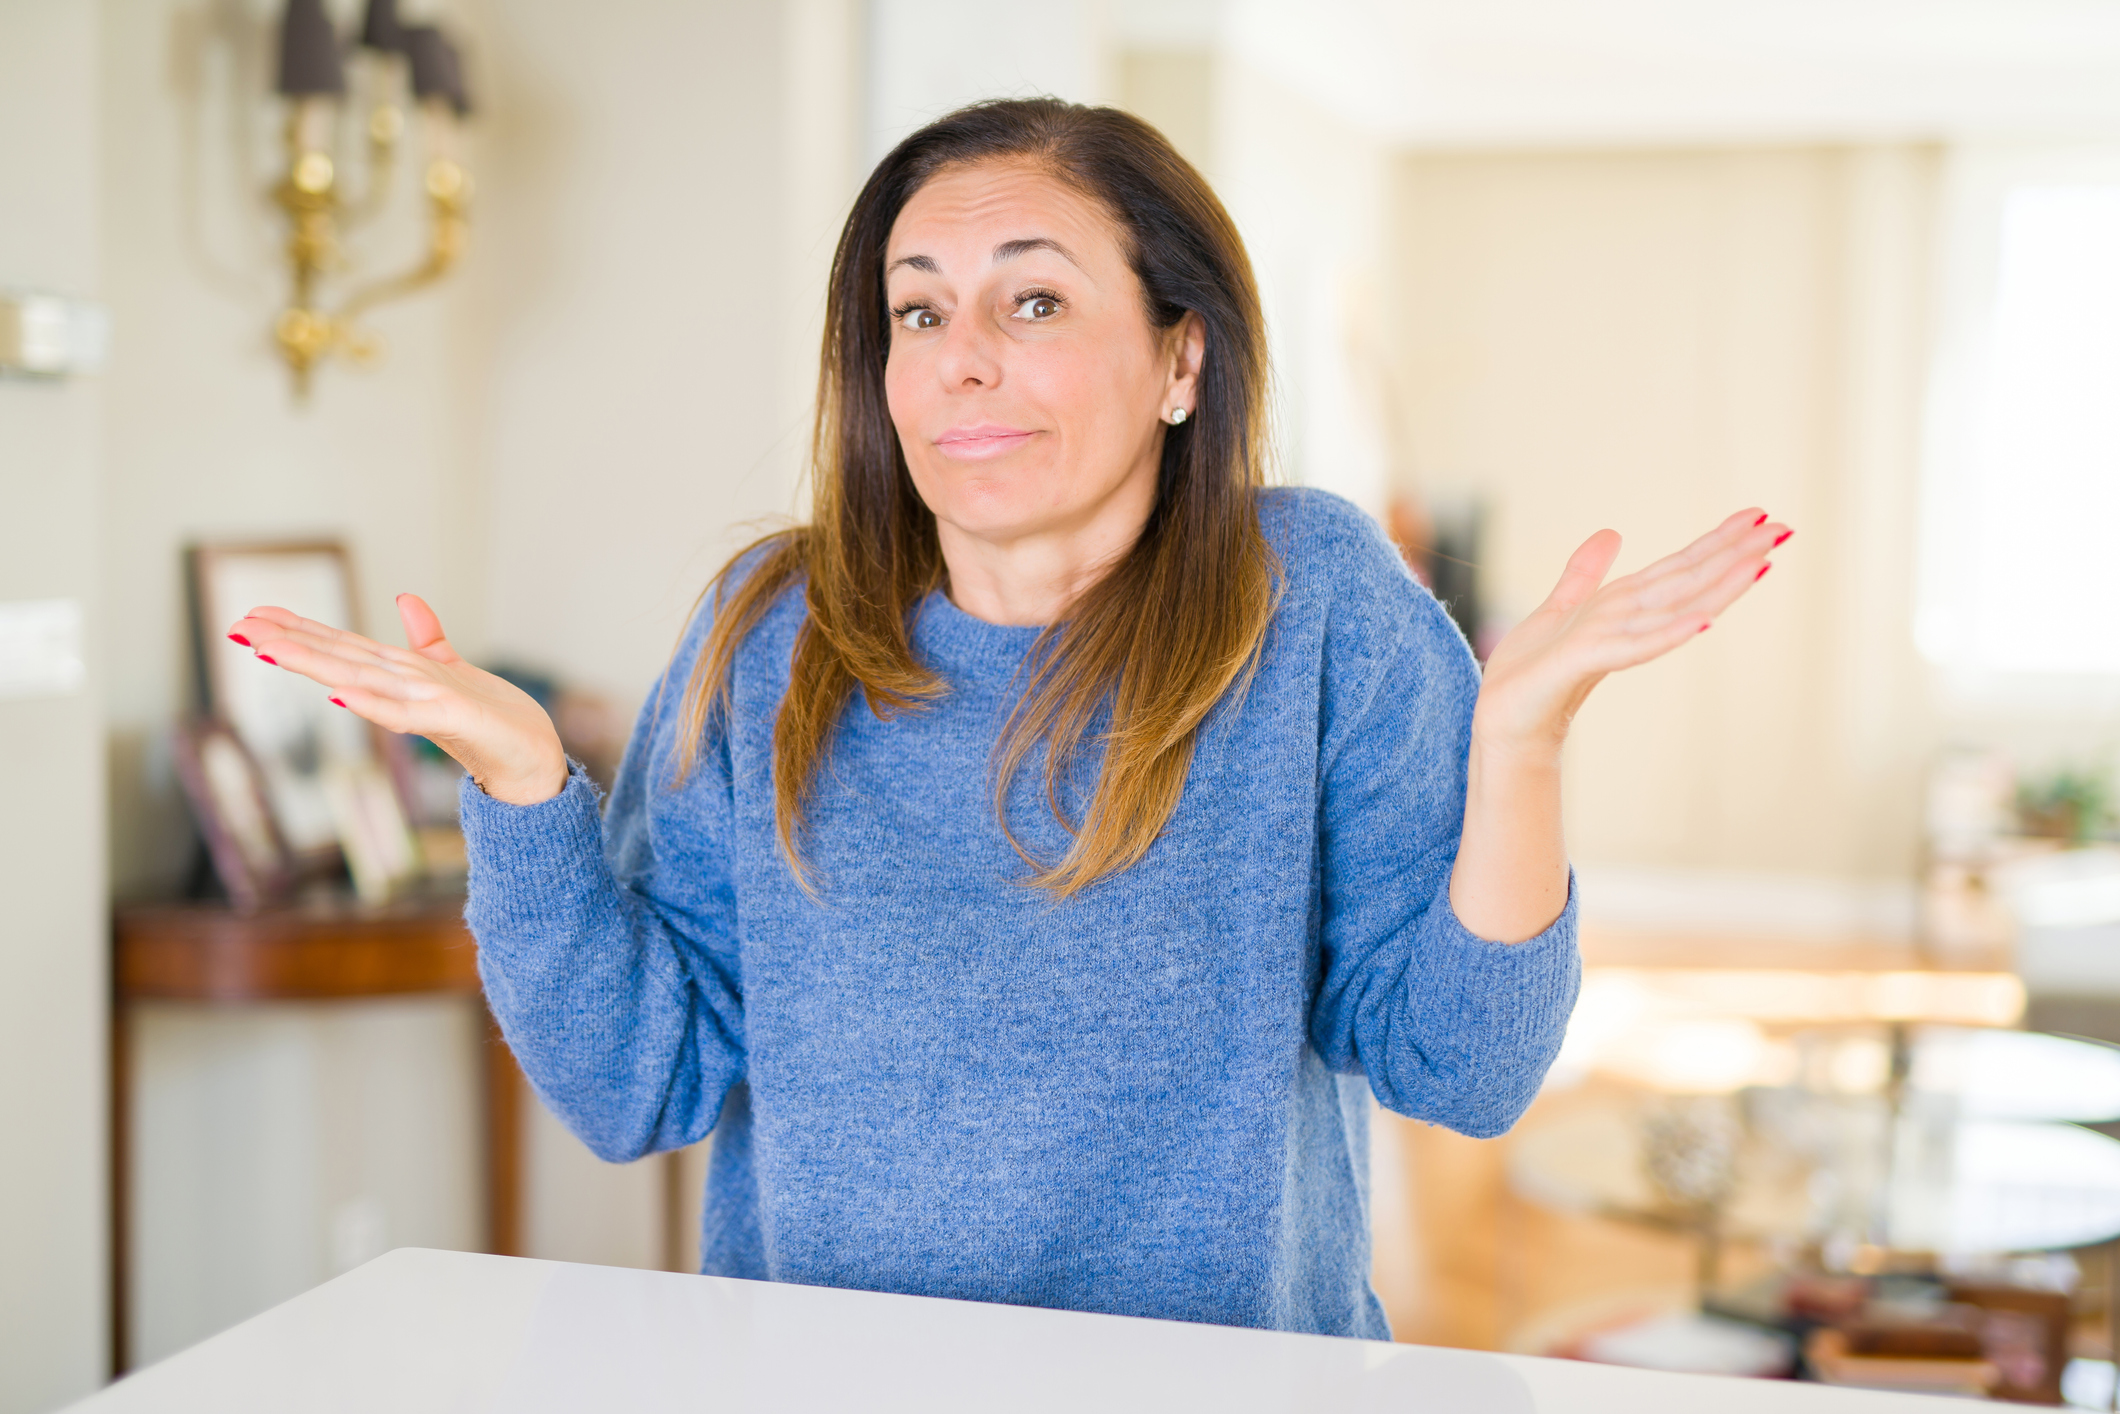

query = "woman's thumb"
[396,593,450,654]
[1545,529,1621,614]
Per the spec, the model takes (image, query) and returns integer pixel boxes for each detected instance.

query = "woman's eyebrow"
[884,238,1084,279]
[993,236,1082,268]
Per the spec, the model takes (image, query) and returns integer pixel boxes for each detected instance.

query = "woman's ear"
[1164,311,1206,417]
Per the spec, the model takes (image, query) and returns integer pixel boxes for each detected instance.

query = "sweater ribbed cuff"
[459,760,606,935]
[1422,870,1580,981]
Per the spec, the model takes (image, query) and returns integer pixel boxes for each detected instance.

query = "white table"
[75,1248,1962,1412]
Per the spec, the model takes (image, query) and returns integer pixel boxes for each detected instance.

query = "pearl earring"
[1166,407,1188,426]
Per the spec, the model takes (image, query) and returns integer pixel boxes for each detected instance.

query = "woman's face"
[883,161,1201,564]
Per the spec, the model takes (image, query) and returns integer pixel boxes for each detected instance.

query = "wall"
[468,0,856,703]
[1211,58,1394,517]
[865,0,1105,163]
[1381,146,1943,896]
[1115,50,1214,175]
[0,6,110,1410]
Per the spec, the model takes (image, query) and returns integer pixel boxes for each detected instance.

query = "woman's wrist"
[1467,709,1567,777]
[465,741,570,807]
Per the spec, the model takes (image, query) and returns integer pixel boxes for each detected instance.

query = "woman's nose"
[933,315,1003,390]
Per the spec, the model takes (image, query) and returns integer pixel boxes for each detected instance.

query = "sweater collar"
[911,589,1045,685]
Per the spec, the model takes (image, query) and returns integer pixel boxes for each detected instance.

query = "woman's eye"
[1011,295,1061,322]
[898,307,941,332]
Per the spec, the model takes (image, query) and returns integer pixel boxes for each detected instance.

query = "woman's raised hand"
[227,595,569,806]
[1472,508,1790,759]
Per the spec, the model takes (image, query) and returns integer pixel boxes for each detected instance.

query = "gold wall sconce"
[273,0,472,398]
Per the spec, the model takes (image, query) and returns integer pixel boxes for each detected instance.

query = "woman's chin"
[932,505,1065,548]
[920,478,1073,546]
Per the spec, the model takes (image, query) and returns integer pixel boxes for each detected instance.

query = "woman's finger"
[1646,506,1765,572]
[395,593,460,662]
[1582,544,1781,656]
[248,623,420,677]
[322,683,423,735]
[230,605,369,648]
[230,610,417,671]
[1631,521,1785,612]
[1554,602,1714,674]
[1619,508,1769,594]
[1597,613,1719,672]
[1632,522,1773,604]
[232,607,434,672]
[1647,542,1781,623]
[1536,529,1622,617]
[238,619,433,678]
[228,604,308,632]
[1606,604,1704,638]
[242,636,446,705]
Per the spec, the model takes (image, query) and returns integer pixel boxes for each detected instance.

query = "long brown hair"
[674,98,1278,896]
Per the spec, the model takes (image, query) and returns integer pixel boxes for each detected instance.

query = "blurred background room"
[5,0,2120,1409]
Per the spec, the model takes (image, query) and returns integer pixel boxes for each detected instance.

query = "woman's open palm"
[1473,508,1789,754]
[228,596,568,805]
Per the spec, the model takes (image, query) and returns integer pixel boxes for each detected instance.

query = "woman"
[230,99,1786,1340]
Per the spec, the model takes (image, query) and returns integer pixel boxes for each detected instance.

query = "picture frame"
[324,758,425,904]
[186,539,402,874]
[170,717,296,912]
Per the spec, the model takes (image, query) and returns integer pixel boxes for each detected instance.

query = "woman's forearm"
[1446,729,1571,944]
[1441,507,1788,943]
[463,769,743,1163]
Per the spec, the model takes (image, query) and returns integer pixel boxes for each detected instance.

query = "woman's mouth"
[934,424,1039,461]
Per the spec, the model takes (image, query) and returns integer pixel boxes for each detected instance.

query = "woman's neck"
[934,476,1155,627]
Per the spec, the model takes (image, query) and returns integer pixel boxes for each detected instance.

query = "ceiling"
[1122,0,2120,144]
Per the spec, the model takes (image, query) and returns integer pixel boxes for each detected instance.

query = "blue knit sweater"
[461,488,1580,1340]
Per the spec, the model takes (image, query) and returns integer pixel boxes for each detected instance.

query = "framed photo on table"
[170,718,296,912]
[187,539,420,896]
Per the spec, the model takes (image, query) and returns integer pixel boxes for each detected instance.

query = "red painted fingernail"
[1755,563,1772,581]
[1773,530,1793,547]
[227,632,251,647]
[330,697,346,708]
[256,653,278,665]
[1698,623,1711,633]
[1753,512,1768,526]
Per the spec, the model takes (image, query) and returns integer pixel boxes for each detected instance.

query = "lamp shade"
[358,0,406,53]
[402,25,472,116]
[275,0,346,96]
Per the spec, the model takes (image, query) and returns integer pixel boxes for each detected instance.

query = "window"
[1918,157,2120,681]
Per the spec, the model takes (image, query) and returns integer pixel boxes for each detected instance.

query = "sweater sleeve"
[1302,512,1581,1140]
[461,607,749,1165]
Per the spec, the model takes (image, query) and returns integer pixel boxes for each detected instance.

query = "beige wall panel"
[468,0,829,708]
[0,3,109,1409]
[1117,50,1216,174]
[1386,146,1939,881]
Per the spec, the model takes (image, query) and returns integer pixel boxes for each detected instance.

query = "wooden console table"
[110,889,522,1375]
